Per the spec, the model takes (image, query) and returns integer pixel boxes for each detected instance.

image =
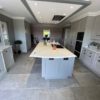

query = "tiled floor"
[0,52,100,100]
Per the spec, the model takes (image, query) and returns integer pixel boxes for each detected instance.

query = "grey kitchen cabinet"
[67,16,94,56]
[2,47,14,70]
[0,46,14,74]
[91,16,100,40]
[42,57,75,79]
[0,52,7,80]
[78,18,87,32]
[80,47,100,77]
[94,54,100,76]
[45,58,60,79]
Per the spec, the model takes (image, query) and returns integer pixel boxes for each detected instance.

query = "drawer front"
[87,50,95,58]
[82,48,86,54]
[96,54,100,59]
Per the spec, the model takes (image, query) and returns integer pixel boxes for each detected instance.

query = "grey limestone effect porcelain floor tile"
[0,53,100,100]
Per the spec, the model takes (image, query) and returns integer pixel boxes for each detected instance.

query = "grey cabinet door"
[3,47,14,70]
[0,53,6,74]
[78,18,87,32]
[59,58,71,78]
[92,16,100,39]
[45,58,60,79]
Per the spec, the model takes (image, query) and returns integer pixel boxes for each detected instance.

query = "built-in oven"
[75,41,82,52]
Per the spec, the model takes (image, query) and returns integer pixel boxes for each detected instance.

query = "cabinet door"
[45,58,60,79]
[92,16,100,39]
[80,48,86,63]
[78,18,86,32]
[3,47,14,70]
[94,55,100,76]
[0,53,6,72]
[59,58,75,78]
[85,50,95,69]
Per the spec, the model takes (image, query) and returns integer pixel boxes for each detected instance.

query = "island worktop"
[30,42,76,79]
[30,42,76,58]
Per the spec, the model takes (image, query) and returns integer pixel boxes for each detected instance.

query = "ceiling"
[69,0,100,21]
[0,0,100,24]
[0,0,34,22]
[26,0,82,24]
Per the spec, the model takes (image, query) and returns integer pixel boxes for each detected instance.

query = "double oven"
[74,32,84,57]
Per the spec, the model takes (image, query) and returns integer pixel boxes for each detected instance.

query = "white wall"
[14,19,27,53]
[32,25,63,42]
[24,21,31,51]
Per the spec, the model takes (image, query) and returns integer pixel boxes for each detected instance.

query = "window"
[43,29,50,37]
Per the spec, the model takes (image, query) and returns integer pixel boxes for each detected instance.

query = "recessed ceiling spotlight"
[34,2,38,6]
[63,13,66,16]
[70,6,74,9]
[85,0,90,1]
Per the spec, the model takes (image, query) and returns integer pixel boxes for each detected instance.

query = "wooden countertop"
[30,42,76,58]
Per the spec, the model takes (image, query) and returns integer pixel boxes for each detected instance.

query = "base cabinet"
[0,45,14,79]
[80,47,100,77]
[0,53,7,80]
[3,47,14,70]
[42,57,75,79]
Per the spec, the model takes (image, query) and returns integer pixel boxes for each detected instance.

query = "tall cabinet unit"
[68,16,95,58]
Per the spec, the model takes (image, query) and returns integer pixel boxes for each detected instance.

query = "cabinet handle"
[5,50,7,52]
[98,60,100,62]
[89,56,91,57]
[49,58,54,60]
[63,58,68,60]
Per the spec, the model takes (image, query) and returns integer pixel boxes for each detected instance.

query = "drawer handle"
[49,58,54,60]
[63,58,68,60]
[5,50,7,52]
[89,56,91,57]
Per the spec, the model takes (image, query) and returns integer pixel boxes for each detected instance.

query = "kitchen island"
[30,42,76,79]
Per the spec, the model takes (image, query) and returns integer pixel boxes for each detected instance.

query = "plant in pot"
[14,40,22,54]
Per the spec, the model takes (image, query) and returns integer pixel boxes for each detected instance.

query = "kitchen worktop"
[0,45,11,52]
[30,42,76,58]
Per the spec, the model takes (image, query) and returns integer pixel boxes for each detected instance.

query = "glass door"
[1,21,9,45]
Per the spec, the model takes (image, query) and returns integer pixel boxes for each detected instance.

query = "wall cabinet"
[91,16,100,40]
[80,47,100,77]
